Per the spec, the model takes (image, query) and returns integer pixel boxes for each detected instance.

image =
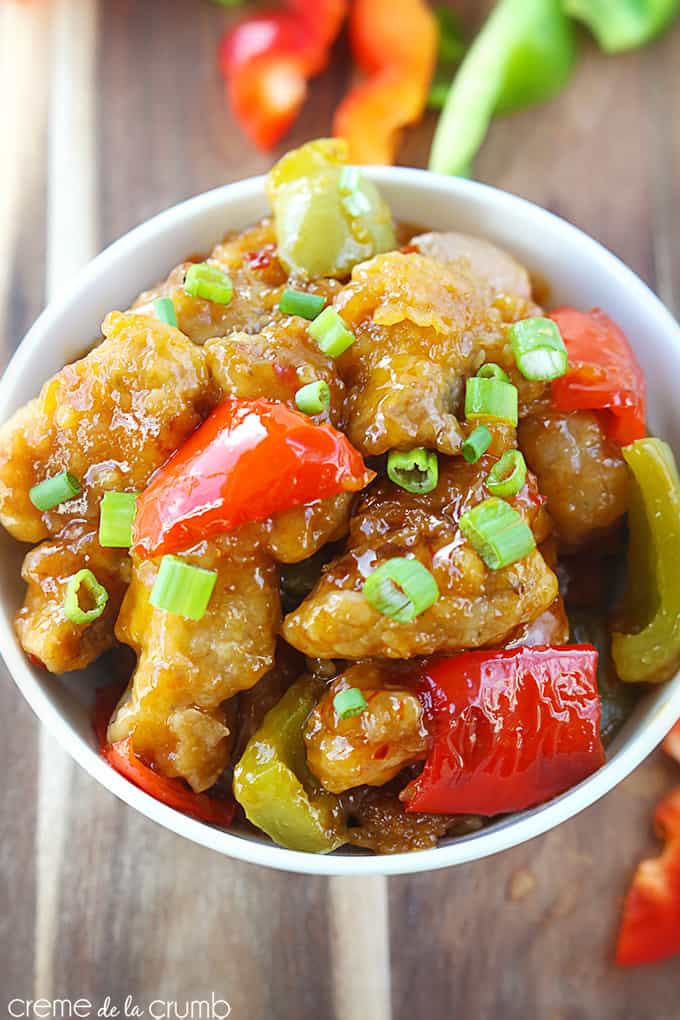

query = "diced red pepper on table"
[133,398,374,559]
[550,307,646,446]
[219,0,348,149]
[616,787,680,967]
[403,645,604,816]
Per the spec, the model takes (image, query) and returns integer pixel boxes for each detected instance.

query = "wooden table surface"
[1,2,679,1017]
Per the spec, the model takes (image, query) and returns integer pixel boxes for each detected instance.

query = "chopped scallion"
[153,297,177,327]
[477,362,510,382]
[363,557,439,622]
[295,380,331,415]
[279,288,326,320]
[509,317,568,381]
[150,555,218,621]
[29,471,81,512]
[64,569,108,625]
[465,376,518,425]
[459,498,535,570]
[338,166,361,193]
[486,450,527,498]
[184,263,233,305]
[387,448,439,494]
[333,687,368,720]
[462,425,492,464]
[99,491,138,548]
[309,307,356,358]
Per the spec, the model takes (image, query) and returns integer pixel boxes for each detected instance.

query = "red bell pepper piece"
[663,720,680,765]
[103,738,236,827]
[616,787,680,967]
[219,0,348,149]
[550,307,646,446]
[93,682,235,827]
[133,398,374,559]
[403,645,604,816]
[333,0,437,164]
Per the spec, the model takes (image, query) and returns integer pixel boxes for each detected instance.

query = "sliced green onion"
[342,190,373,218]
[387,448,439,494]
[363,557,439,622]
[338,166,372,217]
[153,297,177,327]
[459,498,535,570]
[64,569,108,625]
[184,263,233,305]
[29,471,81,512]
[279,288,326,320]
[509,317,568,381]
[462,425,492,464]
[477,362,510,382]
[486,450,527,498]
[465,376,518,425]
[333,687,368,720]
[295,380,331,415]
[338,166,361,193]
[309,307,356,358]
[150,555,218,621]
[98,491,138,548]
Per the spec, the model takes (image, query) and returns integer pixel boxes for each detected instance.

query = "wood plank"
[0,0,51,1000]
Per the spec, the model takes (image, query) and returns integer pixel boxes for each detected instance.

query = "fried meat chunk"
[304,662,427,794]
[109,535,280,792]
[15,523,130,673]
[519,408,628,548]
[333,251,507,456]
[283,456,557,659]
[132,219,340,344]
[0,312,212,544]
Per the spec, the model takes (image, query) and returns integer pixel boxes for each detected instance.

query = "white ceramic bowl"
[2,169,679,876]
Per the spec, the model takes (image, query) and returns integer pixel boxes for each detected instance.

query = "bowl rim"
[2,165,680,876]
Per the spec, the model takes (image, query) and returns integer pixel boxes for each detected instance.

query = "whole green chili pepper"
[233,675,348,852]
[612,438,680,684]
[429,0,575,177]
[564,0,679,52]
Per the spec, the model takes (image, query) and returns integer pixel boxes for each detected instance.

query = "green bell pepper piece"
[233,675,348,853]
[429,0,575,177]
[266,139,395,279]
[563,0,679,52]
[612,438,680,684]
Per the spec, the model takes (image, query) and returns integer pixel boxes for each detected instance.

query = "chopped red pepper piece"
[403,645,604,816]
[616,787,680,967]
[103,738,236,827]
[219,1,348,150]
[550,308,647,446]
[663,721,680,765]
[333,0,437,164]
[133,398,374,559]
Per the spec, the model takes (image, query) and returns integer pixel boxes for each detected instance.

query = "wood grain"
[1,1,679,1016]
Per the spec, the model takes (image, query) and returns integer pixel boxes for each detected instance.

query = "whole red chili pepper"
[403,645,604,816]
[133,398,374,559]
[219,0,348,149]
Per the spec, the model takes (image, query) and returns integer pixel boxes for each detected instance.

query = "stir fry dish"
[2,138,679,855]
